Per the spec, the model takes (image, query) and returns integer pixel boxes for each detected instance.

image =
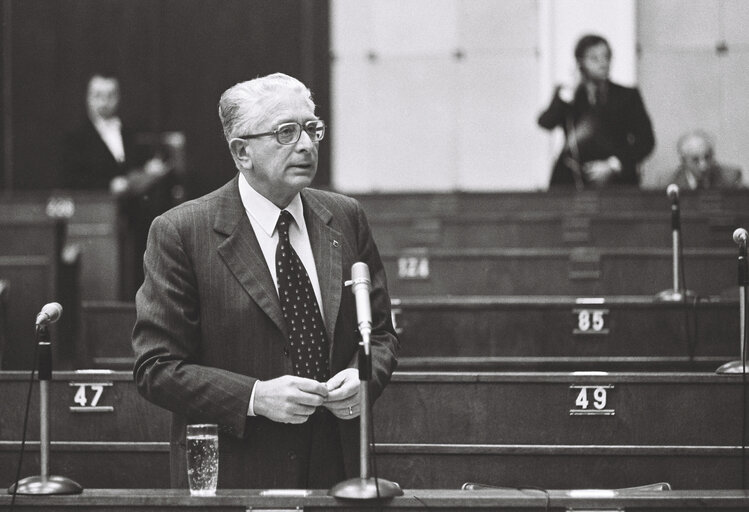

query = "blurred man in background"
[538,34,655,189]
[61,73,181,299]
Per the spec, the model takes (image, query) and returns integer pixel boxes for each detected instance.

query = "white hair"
[217,73,314,142]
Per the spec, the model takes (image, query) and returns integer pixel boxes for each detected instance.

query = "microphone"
[734,228,748,287]
[734,228,748,247]
[35,302,63,326]
[667,184,680,231]
[349,262,372,340]
[667,183,679,204]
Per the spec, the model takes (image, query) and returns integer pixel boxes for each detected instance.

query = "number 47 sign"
[69,382,114,412]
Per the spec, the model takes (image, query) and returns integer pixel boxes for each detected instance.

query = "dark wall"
[1,0,330,197]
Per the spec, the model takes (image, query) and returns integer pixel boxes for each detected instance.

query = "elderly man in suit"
[665,130,744,190]
[132,73,399,489]
[538,34,655,189]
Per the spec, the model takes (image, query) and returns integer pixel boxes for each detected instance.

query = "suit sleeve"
[132,214,255,438]
[537,87,572,131]
[622,88,655,164]
[352,201,399,403]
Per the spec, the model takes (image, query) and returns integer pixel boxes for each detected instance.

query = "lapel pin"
[332,240,340,248]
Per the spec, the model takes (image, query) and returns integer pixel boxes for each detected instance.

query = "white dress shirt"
[91,115,126,163]
[238,173,326,415]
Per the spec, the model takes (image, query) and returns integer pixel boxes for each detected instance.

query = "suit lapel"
[302,190,343,345]
[214,178,288,338]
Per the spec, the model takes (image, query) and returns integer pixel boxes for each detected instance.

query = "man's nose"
[296,129,315,150]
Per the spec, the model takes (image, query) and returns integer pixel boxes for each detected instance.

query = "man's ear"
[229,139,252,168]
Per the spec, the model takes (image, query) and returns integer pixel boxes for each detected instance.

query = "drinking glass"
[186,423,218,496]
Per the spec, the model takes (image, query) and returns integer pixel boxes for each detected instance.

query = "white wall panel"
[637,50,721,188]
[457,0,537,52]
[371,0,458,57]
[457,53,547,190]
[638,0,720,49]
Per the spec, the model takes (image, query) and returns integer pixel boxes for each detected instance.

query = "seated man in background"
[665,130,744,190]
[538,34,655,189]
[61,73,183,299]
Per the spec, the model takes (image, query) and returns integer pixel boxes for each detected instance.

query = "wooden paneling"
[2,0,330,196]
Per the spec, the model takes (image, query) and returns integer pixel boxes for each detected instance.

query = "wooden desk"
[383,247,737,296]
[393,296,740,370]
[1,488,749,511]
[0,218,71,370]
[75,296,741,372]
[369,211,745,251]
[1,371,747,490]
[0,191,120,301]
[353,189,749,217]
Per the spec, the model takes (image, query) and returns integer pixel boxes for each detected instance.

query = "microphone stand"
[717,233,749,374]
[329,334,402,500]
[656,188,694,302]
[8,324,83,495]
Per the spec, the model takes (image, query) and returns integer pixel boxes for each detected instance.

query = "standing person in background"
[61,73,180,299]
[665,130,744,190]
[538,34,656,189]
[61,73,168,192]
[132,73,399,489]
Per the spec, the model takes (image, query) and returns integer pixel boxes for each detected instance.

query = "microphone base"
[329,477,403,500]
[715,360,749,374]
[8,475,83,495]
[654,289,696,302]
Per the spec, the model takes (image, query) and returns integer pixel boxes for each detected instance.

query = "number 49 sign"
[569,385,615,416]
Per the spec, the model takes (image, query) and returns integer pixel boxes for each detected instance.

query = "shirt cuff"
[607,156,622,173]
[247,382,257,416]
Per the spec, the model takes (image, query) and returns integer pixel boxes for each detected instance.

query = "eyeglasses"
[238,120,326,145]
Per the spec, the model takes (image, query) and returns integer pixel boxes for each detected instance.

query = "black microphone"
[667,184,680,231]
[35,302,63,326]
[349,262,372,340]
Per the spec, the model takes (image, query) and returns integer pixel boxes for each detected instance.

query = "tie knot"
[276,210,293,238]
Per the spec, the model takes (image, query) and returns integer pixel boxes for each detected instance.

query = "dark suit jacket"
[132,176,399,489]
[666,163,744,190]
[538,80,655,187]
[61,118,180,298]
[60,118,148,189]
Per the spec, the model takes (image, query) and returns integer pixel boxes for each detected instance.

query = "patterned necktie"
[275,210,329,381]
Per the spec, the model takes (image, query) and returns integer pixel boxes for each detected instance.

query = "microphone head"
[36,302,63,325]
[666,184,679,202]
[351,262,371,284]
[733,228,748,246]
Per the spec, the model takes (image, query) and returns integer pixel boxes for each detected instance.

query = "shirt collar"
[238,173,304,236]
[90,113,122,130]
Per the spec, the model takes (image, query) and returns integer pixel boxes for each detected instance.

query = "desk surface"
[2,488,749,510]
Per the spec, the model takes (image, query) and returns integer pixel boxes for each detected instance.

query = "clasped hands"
[254,368,361,424]
[582,156,622,186]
